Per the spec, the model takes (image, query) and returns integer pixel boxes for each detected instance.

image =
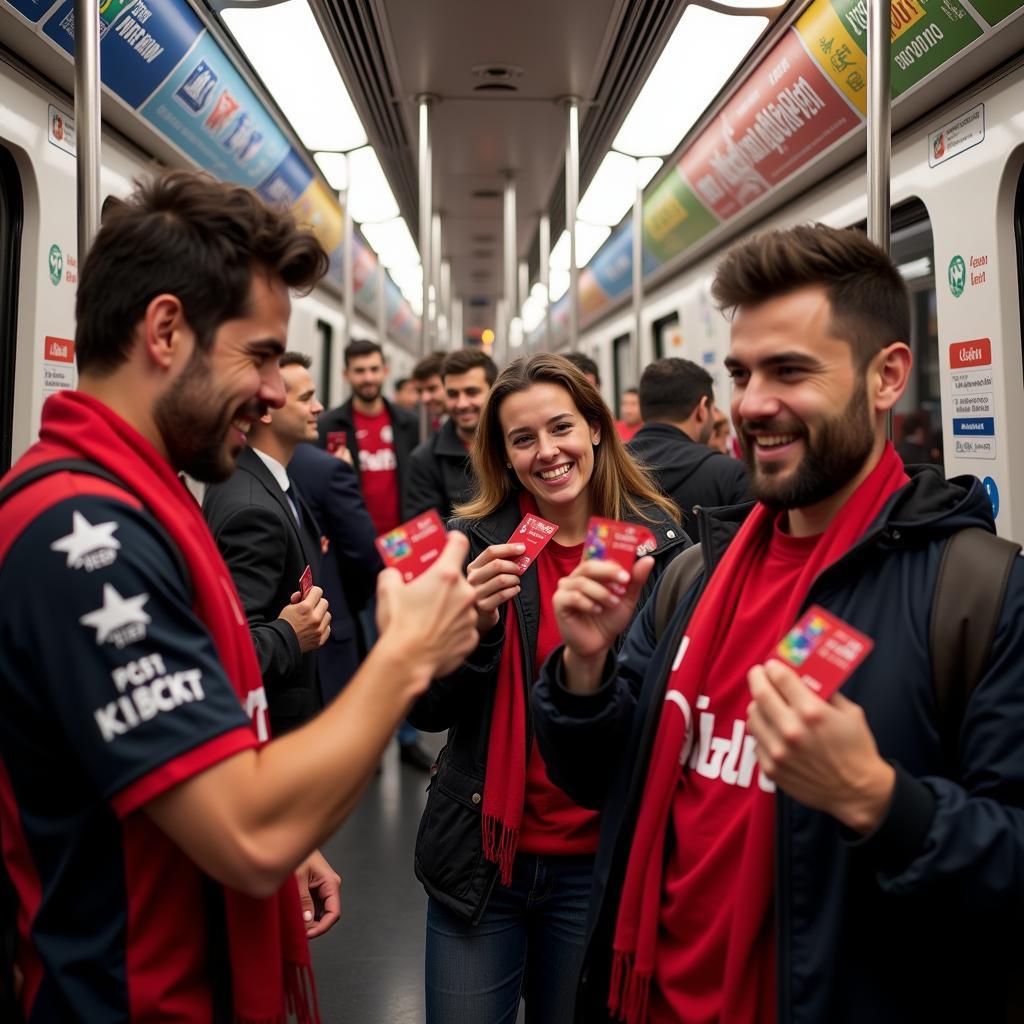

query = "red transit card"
[582,516,656,572]
[299,564,313,598]
[326,430,347,454]
[375,509,446,583]
[508,513,559,573]
[774,605,875,700]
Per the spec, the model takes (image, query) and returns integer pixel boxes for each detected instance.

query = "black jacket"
[628,422,749,542]
[532,468,1024,1023]
[404,418,476,522]
[287,443,382,703]
[409,495,689,924]
[317,397,419,512]
[202,446,323,736]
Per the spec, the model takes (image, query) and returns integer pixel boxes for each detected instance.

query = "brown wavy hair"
[454,353,678,524]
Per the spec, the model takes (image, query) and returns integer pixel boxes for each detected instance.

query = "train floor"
[311,733,529,1024]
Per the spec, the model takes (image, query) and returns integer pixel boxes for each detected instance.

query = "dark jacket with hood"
[409,494,690,924]
[628,421,749,542]
[404,418,476,522]
[532,468,1024,1023]
[317,396,419,512]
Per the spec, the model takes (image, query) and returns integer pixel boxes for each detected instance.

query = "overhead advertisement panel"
[4,0,58,24]
[642,170,720,267]
[971,0,1024,26]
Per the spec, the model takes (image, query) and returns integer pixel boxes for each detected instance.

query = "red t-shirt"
[353,407,400,534]
[615,420,640,443]
[650,522,822,1024]
[518,539,602,856]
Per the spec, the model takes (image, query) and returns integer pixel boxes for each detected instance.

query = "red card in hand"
[326,431,347,454]
[582,516,656,572]
[376,509,446,582]
[508,513,558,573]
[299,564,313,598]
[775,605,874,700]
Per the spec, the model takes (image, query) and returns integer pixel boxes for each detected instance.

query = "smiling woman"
[407,354,687,1024]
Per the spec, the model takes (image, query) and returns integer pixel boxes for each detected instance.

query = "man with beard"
[531,224,1024,1023]
[0,172,479,1022]
[318,339,419,537]
[627,358,749,542]
[404,348,497,520]
[203,352,331,738]
[411,351,447,435]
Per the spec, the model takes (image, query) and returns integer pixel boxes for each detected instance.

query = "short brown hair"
[280,351,312,370]
[454,354,677,524]
[412,351,445,382]
[442,348,498,385]
[711,223,910,368]
[77,171,328,374]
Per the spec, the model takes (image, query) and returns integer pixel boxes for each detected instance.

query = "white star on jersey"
[51,511,121,569]
[79,585,151,645]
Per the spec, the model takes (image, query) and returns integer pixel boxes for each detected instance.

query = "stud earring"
[506,462,512,469]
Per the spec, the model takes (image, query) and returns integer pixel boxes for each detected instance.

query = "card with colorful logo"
[326,430,347,454]
[582,516,656,571]
[774,605,874,700]
[375,509,446,582]
[508,513,559,573]
[299,564,313,598]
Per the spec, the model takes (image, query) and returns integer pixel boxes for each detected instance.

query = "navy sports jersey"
[0,488,260,1021]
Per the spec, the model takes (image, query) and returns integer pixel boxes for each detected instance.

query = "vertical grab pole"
[503,174,517,366]
[632,161,644,391]
[341,156,354,353]
[74,0,102,258]
[565,100,580,352]
[539,213,551,355]
[866,0,892,437]
[417,96,434,442]
[376,259,387,352]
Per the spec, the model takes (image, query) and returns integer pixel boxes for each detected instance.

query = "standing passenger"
[0,172,480,1023]
[410,354,688,1024]
[615,387,642,442]
[532,224,1024,1023]
[411,351,448,435]
[405,348,498,520]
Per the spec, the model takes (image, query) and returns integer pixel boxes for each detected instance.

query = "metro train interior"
[2,0,1024,1020]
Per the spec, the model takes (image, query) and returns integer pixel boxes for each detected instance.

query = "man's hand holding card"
[746,606,895,835]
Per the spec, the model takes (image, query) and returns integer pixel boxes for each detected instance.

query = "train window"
[653,312,680,360]
[0,146,22,476]
[315,319,333,406]
[612,333,632,407]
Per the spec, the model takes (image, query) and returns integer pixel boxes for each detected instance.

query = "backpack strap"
[654,544,706,642]
[930,526,1021,771]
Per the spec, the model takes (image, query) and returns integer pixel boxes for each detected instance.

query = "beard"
[154,350,261,483]
[354,380,382,403]
[741,379,875,511]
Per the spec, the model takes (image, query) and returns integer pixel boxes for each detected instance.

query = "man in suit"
[289,434,382,704]
[317,339,420,535]
[404,348,497,521]
[204,352,331,736]
[628,357,750,542]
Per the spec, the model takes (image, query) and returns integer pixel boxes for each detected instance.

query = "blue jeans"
[425,853,594,1024]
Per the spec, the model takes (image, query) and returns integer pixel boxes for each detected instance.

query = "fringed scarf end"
[608,950,652,1024]
[284,961,321,1024]
[482,813,519,886]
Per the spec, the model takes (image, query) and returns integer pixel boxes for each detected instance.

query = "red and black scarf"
[609,444,908,1024]
[16,391,318,1024]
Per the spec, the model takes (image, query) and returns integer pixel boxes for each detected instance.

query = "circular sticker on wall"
[948,254,966,298]
[982,476,999,519]
[48,244,63,286]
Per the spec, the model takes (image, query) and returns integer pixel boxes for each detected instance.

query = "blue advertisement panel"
[588,224,632,301]
[43,0,201,108]
[255,147,314,208]
[140,30,291,190]
[2,0,60,25]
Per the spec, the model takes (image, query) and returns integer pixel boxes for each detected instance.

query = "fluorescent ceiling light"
[549,269,570,302]
[549,224,612,272]
[521,295,545,333]
[530,281,548,302]
[613,5,767,157]
[898,257,932,281]
[578,152,663,227]
[509,317,525,348]
[346,146,400,224]
[361,217,420,270]
[314,152,348,191]
[223,0,368,153]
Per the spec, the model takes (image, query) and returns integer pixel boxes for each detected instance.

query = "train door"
[1016,164,1024,392]
[612,332,631,408]
[0,145,23,476]
[652,312,679,360]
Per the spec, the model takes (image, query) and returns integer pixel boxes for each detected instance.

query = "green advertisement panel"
[642,169,719,267]
[822,0,983,99]
[970,0,1024,25]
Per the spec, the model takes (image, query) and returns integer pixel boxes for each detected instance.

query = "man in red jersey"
[0,172,478,1023]
[532,223,1024,1024]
